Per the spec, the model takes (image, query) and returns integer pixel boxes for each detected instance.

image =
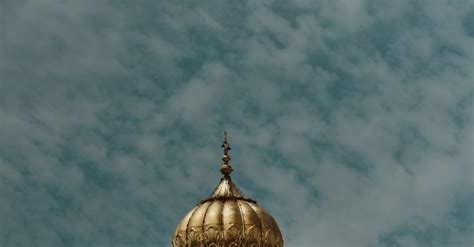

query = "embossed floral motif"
[204,226,222,245]
[172,224,283,247]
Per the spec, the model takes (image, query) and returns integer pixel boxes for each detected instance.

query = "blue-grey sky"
[1,0,473,246]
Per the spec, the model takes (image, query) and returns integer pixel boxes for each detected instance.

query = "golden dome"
[172,132,284,247]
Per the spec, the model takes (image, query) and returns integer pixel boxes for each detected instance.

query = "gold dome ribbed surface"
[172,177,283,247]
[171,133,283,247]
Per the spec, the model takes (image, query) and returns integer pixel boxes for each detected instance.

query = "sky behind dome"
[1,0,473,246]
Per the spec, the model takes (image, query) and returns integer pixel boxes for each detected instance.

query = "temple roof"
[171,132,283,247]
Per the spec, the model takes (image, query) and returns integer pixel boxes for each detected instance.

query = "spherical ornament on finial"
[220,163,233,176]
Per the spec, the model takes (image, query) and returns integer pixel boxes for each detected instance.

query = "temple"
[172,132,284,246]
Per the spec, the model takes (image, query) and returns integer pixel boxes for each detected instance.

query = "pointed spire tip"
[220,131,233,176]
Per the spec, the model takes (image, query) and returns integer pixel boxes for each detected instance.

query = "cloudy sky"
[1,0,473,246]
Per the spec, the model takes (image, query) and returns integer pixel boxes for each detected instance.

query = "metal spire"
[220,131,233,176]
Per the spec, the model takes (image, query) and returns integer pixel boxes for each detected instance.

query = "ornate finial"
[220,131,233,176]
[222,131,231,156]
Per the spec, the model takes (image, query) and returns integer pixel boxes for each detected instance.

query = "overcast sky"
[1,0,473,246]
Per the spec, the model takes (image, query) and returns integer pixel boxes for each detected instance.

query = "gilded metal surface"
[172,132,283,247]
[220,131,233,176]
